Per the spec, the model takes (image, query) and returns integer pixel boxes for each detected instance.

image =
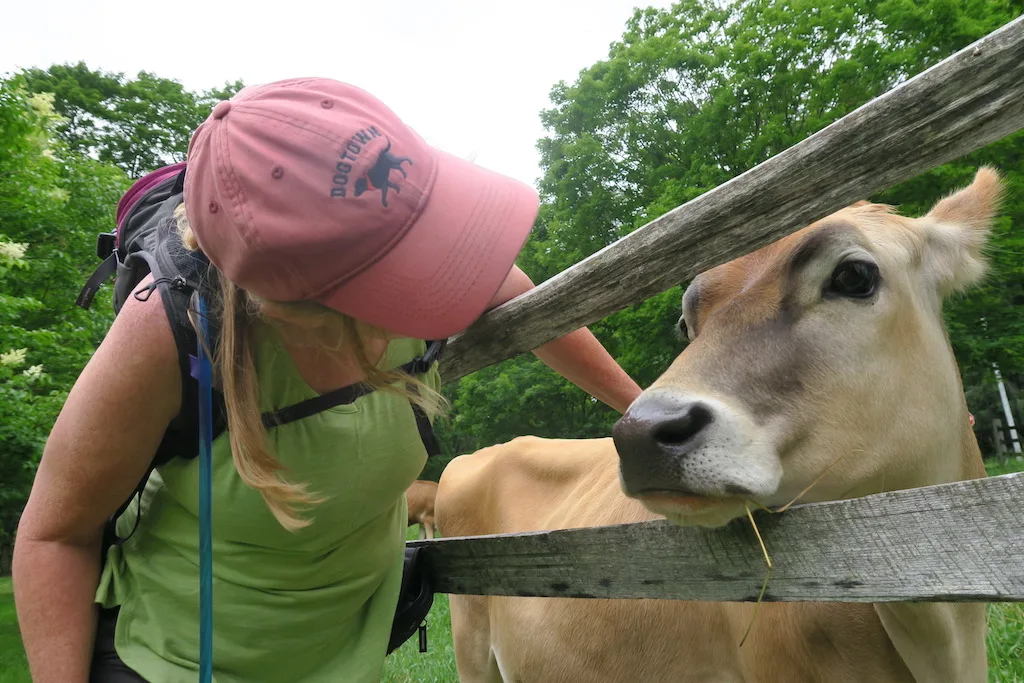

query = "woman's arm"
[13,277,182,683]
[487,266,643,414]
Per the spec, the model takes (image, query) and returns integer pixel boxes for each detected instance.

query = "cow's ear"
[921,167,1004,296]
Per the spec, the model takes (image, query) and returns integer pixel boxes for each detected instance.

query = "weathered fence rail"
[412,472,1024,602]
[439,13,1024,382]
[418,14,1024,606]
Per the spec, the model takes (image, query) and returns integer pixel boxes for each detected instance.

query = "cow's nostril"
[613,395,721,498]
[652,403,713,446]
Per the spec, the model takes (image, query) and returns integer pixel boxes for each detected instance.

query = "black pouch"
[89,607,149,682]
[387,546,434,655]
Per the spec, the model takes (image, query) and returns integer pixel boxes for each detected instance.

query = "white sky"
[1,0,672,187]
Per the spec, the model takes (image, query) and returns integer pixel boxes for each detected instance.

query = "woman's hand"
[486,266,643,414]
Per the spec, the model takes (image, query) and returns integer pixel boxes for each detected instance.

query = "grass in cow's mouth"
[739,502,774,648]
[735,450,858,648]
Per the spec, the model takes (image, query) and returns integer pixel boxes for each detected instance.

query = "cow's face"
[613,169,1002,528]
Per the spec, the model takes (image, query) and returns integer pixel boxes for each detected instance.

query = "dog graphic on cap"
[354,138,412,208]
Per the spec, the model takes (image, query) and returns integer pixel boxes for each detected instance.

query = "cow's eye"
[828,260,879,298]
[678,316,691,341]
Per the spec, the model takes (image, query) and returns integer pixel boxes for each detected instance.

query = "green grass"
[4,468,1024,683]
[986,456,1024,477]
[0,577,30,683]
[382,591,458,682]
[380,579,1024,683]
[988,601,1024,683]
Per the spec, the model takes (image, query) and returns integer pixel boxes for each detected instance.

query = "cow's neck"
[959,404,988,481]
[871,395,988,683]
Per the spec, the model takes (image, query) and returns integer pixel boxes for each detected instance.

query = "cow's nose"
[612,393,715,495]
[613,394,714,452]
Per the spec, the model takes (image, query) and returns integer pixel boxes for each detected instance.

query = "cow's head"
[613,168,1002,528]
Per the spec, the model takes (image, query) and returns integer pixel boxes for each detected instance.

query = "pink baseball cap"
[183,77,539,340]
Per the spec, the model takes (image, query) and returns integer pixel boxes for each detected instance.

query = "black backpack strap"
[259,339,446,456]
[171,165,186,194]
[76,253,118,310]
[101,269,210,553]
[409,404,440,458]
[101,222,226,552]
[401,342,445,458]
[262,384,374,428]
[101,463,157,551]
[153,218,229,458]
[102,330,445,552]
[402,340,446,458]
[408,339,447,375]
[261,340,445,426]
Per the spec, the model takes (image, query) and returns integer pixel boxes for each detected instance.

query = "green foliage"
[0,578,31,683]
[0,78,117,567]
[470,0,1024,463]
[430,0,1024,469]
[538,0,1021,236]
[0,346,64,578]
[0,67,248,571]
[19,62,244,176]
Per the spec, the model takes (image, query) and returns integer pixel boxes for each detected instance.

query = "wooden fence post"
[993,418,1008,460]
[415,473,1024,602]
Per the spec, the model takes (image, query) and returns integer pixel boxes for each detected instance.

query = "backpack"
[77,162,438,655]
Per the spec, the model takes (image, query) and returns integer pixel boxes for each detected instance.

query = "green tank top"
[95,327,440,683]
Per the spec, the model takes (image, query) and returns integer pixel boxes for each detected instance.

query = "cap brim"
[317,151,540,340]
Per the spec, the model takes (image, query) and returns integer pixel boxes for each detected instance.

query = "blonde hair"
[174,204,445,530]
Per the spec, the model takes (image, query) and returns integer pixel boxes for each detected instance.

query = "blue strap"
[196,295,214,683]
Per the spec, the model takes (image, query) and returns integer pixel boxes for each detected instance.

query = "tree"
[0,78,115,570]
[14,62,122,157]
[438,0,1024,462]
[0,66,246,571]
[20,63,245,176]
[0,77,129,387]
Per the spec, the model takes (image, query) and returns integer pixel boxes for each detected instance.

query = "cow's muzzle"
[612,391,722,496]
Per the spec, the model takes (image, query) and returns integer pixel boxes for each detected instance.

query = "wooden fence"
[415,14,1024,604]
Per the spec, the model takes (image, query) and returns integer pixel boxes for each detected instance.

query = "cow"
[406,479,438,540]
[436,168,1003,683]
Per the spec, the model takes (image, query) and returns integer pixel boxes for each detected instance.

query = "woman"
[13,77,642,683]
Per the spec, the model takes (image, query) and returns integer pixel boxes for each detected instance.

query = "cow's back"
[437,435,653,537]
